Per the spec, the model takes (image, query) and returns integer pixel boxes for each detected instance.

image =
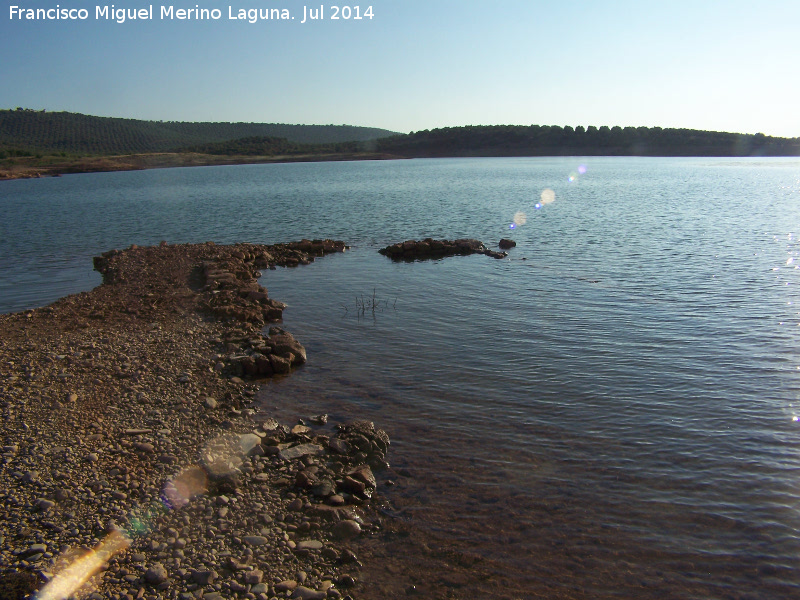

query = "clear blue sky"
[2,0,799,137]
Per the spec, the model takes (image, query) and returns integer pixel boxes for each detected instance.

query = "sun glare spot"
[35,530,130,600]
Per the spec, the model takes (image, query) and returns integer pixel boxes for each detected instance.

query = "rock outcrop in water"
[378,238,507,261]
[498,238,516,250]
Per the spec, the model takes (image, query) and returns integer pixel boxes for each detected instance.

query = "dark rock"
[244,569,263,585]
[379,238,506,261]
[278,443,324,461]
[348,465,376,489]
[291,586,326,600]
[276,580,298,592]
[327,439,349,455]
[332,520,362,540]
[269,354,292,375]
[144,563,168,585]
[192,570,217,585]
[341,476,366,495]
[498,238,516,249]
[243,535,269,546]
[312,478,335,497]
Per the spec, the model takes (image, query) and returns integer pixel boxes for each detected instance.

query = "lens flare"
[35,530,130,600]
[513,211,527,226]
[578,164,587,174]
[35,443,232,599]
[568,173,577,183]
[162,465,209,510]
[540,189,556,205]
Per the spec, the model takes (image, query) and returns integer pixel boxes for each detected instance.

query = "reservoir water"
[2,157,800,598]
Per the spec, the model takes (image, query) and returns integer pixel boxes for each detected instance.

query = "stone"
[244,569,263,585]
[341,476,365,495]
[312,479,335,497]
[269,354,292,375]
[278,443,324,461]
[262,418,280,431]
[327,439,349,455]
[35,498,56,511]
[498,238,517,249]
[243,535,269,546]
[348,465,376,489]
[270,334,307,365]
[144,563,168,585]
[332,520,361,540]
[192,570,217,585]
[275,580,298,592]
[204,397,218,409]
[291,424,312,436]
[239,433,263,456]
[296,540,323,550]
[26,543,47,556]
[291,586,326,600]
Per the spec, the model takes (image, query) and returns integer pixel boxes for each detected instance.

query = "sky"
[1,0,799,137]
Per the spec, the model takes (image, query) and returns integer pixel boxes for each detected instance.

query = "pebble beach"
[0,240,393,600]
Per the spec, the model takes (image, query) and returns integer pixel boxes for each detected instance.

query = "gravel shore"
[0,241,390,600]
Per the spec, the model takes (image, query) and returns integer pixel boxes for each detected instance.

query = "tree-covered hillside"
[180,136,366,156]
[0,108,397,155]
[374,125,800,157]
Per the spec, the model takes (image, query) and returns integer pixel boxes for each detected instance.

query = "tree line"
[2,109,798,159]
[0,109,396,156]
[372,125,800,157]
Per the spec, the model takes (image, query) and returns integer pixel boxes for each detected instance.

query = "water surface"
[2,157,800,598]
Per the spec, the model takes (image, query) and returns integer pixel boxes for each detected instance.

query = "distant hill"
[179,135,366,156]
[175,125,800,159]
[373,125,800,157]
[3,110,798,161]
[0,108,397,155]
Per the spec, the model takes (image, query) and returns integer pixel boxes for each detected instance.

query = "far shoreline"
[0,151,406,181]
[5,150,799,181]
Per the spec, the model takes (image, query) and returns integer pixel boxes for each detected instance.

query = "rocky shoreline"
[0,241,394,600]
